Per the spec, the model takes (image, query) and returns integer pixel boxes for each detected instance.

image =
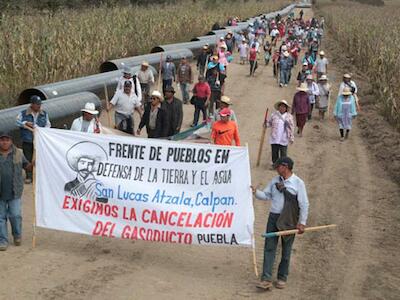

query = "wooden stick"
[157,53,163,91]
[251,234,259,278]
[262,224,337,238]
[32,129,37,249]
[256,108,269,167]
[103,84,112,127]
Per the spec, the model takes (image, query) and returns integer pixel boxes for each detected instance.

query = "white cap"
[81,102,99,115]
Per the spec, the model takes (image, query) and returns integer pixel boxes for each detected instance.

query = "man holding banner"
[251,157,309,290]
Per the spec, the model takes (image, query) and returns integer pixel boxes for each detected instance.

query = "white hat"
[302,62,308,66]
[297,83,309,92]
[151,90,163,100]
[319,74,328,81]
[319,50,325,56]
[219,36,224,40]
[81,102,98,115]
[221,44,228,49]
[283,51,290,57]
[343,73,352,79]
[141,61,149,67]
[281,45,288,51]
[242,37,246,42]
[306,74,314,80]
[342,87,352,96]
[274,99,291,110]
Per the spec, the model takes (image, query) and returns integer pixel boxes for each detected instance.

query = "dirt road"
[1,7,399,300]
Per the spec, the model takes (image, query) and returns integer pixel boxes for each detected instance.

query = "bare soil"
[1,8,399,300]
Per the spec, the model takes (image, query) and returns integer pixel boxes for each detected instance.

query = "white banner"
[35,128,254,246]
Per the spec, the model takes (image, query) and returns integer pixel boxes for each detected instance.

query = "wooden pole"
[251,234,259,278]
[32,129,37,249]
[157,53,163,91]
[262,224,337,238]
[103,84,112,127]
[256,108,269,167]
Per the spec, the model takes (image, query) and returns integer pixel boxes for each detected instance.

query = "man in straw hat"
[279,51,294,87]
[70,103,102,133]
[137,91,169,138]
[251,156,309,290]
[0,131,32,251]
[314,50,328,80]
[211,108,240,146]
[137,61,154,105]
[238,38,249,65]
[317,75,331,120]
[214,96,237,122]
[267,100,295,167]
[338,73,360,111]
[291,83,310,137]
[305,75,319,120]
[333,86,357,141]
[177,56,193,105]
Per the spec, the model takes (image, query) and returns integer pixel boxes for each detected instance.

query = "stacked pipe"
[1,2,304,142]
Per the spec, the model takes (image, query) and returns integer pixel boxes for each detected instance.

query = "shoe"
[284,84,288,87]
[0,244,8,251]
[24,178,32,184]
[340,137,345,142]
[275,280,286,289]
[256,280,272,290]
[345,131,349,139]
[14,238,21,246]
[190,124,196,128]
[279,83,283,87]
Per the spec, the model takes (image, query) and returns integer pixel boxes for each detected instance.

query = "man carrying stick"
[251,157,309,290]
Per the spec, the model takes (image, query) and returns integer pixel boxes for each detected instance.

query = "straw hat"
[202,45,208,50]
[221,44,228,49]
[297,83,308,92]
[274,99,291,110]
[319,50,325,56]
[319,74,328,81]
[141,61,149,67]
[151,90,163,101]
[220,96,233,105]
[343,73,352,79]
[302,62,308,66]
[342,87,352,96]
[81,102,98,115]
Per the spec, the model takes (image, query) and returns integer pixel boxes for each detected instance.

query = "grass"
[317,0,400,130]
[0,0,290,109]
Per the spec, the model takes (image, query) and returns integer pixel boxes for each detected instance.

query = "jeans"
[180,82,190,103]
[0,198,22,245]
[262,213,295,282]
[271,144,288,164]
[22,142,33,180]
[193,97,207,126]
[162,79,173,95]
[209,90,221,115]
[280,69,290,85]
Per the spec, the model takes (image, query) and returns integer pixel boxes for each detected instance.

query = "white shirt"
[315,57,328,73]
[338,80,358,96]
[270,29,279,37]
[110,90,141,115]
[255,174,309,225]
[136,69,154,85]
[115,76,142,103]
[268,112,289,146]
[70,116,102,133]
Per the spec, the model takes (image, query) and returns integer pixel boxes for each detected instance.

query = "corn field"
[0,0,289,109]
[318,0,400,129]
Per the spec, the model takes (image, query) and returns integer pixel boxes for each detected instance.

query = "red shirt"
[193,82,211,98]
[249,48,257,61]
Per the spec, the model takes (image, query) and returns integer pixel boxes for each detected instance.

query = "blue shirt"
[255,174,309,225]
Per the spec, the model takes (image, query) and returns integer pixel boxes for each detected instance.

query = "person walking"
[291,83,310,137]
[267,100,295,167]
[314,51,328,80]
[297,62,311,86]
[317,75,331,120]
[197,46,209,76]
[70,103,102,133]
[238,38,249,65]
[137,91,169,138]
[333,87,357,141]
[279,51,294,87]
[251,156,309,290]
[206,56,224,114]
[161,55,176,95]
[116,67,142,104]
[108,81,142,135]
[136,61,154,105]
[214,96,237,122]
[16,95,50,184]
[249,44,258,76]
[191,75,211,127]
[306,75,319,120]
[162,86,183,137]
[211,108,240,146]
[177,56,193,104]
[0,132,32,251]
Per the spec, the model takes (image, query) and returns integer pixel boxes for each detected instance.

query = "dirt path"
[1,7,399,300]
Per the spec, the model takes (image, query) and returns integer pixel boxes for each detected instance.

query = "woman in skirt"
[333,86,357,141]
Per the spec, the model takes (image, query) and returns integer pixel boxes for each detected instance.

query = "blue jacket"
[17,108,49,143]
[333,95,357,118]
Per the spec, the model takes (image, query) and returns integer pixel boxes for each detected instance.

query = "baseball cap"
[219,108,232,117]
[0,131,12,139]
